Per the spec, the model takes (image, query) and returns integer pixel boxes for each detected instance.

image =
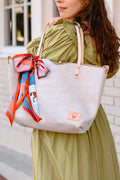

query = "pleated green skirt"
[31,105,120,180]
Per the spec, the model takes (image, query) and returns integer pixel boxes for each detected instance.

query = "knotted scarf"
[6,54,49,126]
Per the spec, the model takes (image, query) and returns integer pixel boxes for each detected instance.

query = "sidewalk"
[0,146,33,180]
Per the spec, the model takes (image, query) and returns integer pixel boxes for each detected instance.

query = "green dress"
[27,19,120,180]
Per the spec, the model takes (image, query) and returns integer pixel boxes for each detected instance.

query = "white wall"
[32,0,54,40]
[105,0,113,22]
[113,0,120,36]
[101,68,120,164]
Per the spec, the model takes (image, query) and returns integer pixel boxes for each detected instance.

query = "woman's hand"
[49,17,62,26]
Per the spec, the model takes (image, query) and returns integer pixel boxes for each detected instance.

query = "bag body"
[7,22,109,134]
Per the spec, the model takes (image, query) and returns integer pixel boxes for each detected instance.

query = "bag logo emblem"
[68,111,81,121]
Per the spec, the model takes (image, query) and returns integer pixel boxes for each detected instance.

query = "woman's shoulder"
[43,18,77,47]
[41,18,78,62]
[44,19,99,62]
[26,18,77,56]
[46,18,75,33]
[26,18,100,65]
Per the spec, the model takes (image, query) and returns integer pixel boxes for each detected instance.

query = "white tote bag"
[8,22,109,134]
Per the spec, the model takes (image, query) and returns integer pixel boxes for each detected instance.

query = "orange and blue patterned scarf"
[6,54,49,126]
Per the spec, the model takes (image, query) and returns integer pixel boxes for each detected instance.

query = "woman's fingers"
[49,17,61,26]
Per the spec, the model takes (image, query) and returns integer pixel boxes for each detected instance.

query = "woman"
[27,0,120,179]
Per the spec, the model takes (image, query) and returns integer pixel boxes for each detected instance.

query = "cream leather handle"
[37,21,84,79]
[74,22,84,78]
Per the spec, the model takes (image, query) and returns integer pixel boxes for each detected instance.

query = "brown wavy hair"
[75,0,120,73]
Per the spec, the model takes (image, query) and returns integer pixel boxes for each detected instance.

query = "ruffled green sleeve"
[26,18,119,79]
[27,19,78,63]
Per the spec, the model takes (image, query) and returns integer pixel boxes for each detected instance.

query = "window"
[4,0,31,46]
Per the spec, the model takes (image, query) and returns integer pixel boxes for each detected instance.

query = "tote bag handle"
[37,21,84,79]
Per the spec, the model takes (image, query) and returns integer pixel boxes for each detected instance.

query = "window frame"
[0,0,57,57]
[4,0,31,47]
[0,0,32,57]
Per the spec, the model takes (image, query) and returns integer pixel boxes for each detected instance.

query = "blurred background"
[0,0,120,179]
